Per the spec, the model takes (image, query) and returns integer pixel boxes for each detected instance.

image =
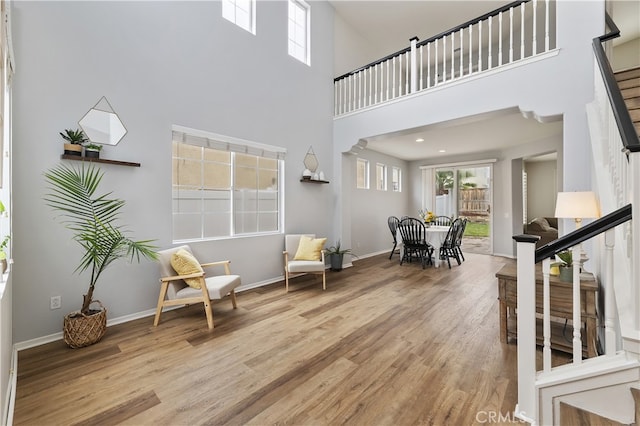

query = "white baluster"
[406,51,410,94]
[419,45,423,91]
[443,35,447,82]
[488,16,492,69]
[369,67,373,105]
[407,37,418,93]
[604,228,616,356]
[498,11,503,66]
[427,43,431,88]
[532,0,538,56]
[459,28,464,77]
[509,7,514,63]
[374,64,378,104]
[521,2,525,59]
[572,244,582,364]
[542,257,551,371]
[469,24,473,74]
[357,71,361,110]
[347,76,351,112]
[392,56,396,99]
[435,39,439,85]
[545,0,550,51]
[478,20,483,71]
[385,60,389,101]
[451,31,455,79]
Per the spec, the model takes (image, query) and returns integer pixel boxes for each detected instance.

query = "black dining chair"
[387,216,400,260]
[439,218,464,269]
[432,215,453,226]
[397,217,434,269]
[454,218,468,261]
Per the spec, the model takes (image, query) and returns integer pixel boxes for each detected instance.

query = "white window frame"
[356,158,369,189]
[288,0,310,65]
[392,166,402,192]
[222,0,256,35]
[376,163,387,191]
[172,125,286,242]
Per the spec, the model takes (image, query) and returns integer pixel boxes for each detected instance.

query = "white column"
[514,235,539,424]
[631,152,640,330]
[410,37,418,93]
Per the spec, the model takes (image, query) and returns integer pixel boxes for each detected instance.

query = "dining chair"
[387,216,400,259]
[439,218,464,269]
[455,218,468,261]
[397,217,434,269]
[432,215,453,226]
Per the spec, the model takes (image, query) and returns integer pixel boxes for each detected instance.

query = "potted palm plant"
[60,128,88,157]
[326,240,358,271]
[44,163,157,348]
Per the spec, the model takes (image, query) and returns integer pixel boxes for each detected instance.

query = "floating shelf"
[61,154,141,167]
[300,178,329,184]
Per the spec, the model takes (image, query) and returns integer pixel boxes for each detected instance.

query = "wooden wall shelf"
[300,178,329,184]
[61,154,141,167]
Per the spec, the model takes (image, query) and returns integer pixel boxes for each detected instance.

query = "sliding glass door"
[433,165,492,255]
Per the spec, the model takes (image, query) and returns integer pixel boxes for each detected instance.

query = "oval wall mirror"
[79,96,127,146]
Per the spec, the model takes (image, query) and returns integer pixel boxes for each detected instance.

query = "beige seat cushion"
[175,274,241,300]
[287,259,325,273]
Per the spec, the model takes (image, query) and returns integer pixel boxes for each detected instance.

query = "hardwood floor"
[14,252,564,425]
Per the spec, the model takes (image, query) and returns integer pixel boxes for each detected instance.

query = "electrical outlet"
[50,296,61,310]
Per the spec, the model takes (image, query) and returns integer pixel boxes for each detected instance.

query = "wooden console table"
[496,262,598,358]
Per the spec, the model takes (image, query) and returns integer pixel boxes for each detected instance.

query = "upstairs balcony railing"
[334,0,556,117]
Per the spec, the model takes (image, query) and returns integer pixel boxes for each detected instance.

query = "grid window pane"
[356,158,369,189]
[173,135,282,241]
[392,166,402,192]
[376,163,387,191]
[222,0,255,34]
[288,0,309,64]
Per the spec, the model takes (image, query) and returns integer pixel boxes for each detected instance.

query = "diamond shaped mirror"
[303,146,319,172]
[79,96,127,146]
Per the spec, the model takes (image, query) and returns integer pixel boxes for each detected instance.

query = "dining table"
[397,225,451,268]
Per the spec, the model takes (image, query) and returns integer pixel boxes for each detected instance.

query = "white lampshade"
[555,191,600,220]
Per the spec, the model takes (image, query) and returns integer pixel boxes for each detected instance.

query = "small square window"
[356,158,369,189]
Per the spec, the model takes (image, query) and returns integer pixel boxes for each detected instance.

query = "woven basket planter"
[63,301,107,348]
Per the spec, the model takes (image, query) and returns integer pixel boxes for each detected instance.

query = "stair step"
[616,67,640,82]
[625,97,640,110]
[560,401,628,425]
[622,87,640,100]
[618,77,640,90]
[630,109,640,122]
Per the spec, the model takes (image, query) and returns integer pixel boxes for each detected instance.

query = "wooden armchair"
[155,245,241,329]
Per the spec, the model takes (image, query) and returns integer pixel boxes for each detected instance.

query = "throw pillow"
[294,236,327,261]
[170,249,204,289]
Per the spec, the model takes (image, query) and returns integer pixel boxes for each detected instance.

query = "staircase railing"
[514,11,640,424]
[333,0,556,117]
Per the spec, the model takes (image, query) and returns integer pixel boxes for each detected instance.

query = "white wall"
[349,149,409,257]
[11,0,335,343]
[524,160,558,221]
[333,1,602,259]
[612,38,640,71]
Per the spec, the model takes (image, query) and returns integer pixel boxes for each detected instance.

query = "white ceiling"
[330,0,639,162]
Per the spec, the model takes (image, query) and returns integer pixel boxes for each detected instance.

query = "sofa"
[524,217,558,248]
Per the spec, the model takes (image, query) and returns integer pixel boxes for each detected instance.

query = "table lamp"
[554,191,600,229]
[554,191,600,270]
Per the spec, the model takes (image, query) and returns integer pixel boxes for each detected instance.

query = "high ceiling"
[330,0,639,162]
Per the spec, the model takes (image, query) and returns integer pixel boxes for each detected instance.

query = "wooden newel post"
[513,234,540,424]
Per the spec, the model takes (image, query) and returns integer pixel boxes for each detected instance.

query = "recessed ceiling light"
[415,138,424,143]
[439,149,446,153]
